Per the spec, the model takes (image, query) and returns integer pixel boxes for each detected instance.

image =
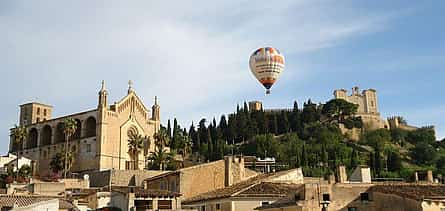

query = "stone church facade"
[9,81,161,176]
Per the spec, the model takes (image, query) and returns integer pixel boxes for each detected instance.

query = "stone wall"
[179,160,226,200]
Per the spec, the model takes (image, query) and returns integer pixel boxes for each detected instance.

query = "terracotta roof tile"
[371,184,445,201]
[0,195,78,210]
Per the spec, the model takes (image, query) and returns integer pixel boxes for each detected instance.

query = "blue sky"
[1,1,444,153]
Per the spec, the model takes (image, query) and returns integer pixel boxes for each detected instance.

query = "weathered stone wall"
[179,160,226,200]
[31,182,65,196]
[63,178,89,189]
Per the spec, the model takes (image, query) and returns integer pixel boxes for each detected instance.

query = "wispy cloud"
[0,0,402,151]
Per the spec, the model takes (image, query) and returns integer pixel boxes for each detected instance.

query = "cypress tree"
[207,130,214,161]
[272,114,278,135]
[189,123,198,152]
[243,101,249,114]
[350,149,358,169]
[167,119,172,139]
[172,118,179,149]
[219,115,228,141]
[301,144,308,167]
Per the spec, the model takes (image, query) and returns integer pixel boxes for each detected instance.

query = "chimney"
[427,170,434,183]
[414,172,419,183]
[224,156,233,187]
[337,165,348,183]
[224,156,245,187]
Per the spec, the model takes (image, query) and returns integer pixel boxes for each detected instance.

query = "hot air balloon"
[249,47,285,94]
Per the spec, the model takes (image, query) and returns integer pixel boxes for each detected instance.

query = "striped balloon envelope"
[249,47,285,94]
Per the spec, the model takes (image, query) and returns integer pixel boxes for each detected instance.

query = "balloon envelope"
[249,47,285,94]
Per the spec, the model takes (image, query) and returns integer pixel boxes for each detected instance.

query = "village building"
[78,186,182,211]
[182,168,305,211]
[8,81,161,176]
[145,156,258,200]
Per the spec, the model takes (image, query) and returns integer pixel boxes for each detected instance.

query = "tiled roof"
[238,182,303,198]
[111,186,181,198]
[0,195,53,208]
[183,170,303,204]
[371,184,445,201]
[0,195,78,210]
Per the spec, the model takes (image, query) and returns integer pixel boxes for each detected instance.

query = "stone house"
[74,186,182,211]
[145,156,258,200]
[182,168,305,211]
[8,81,161,176]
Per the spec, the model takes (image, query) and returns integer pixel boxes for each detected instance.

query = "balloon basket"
[266,90,271,94]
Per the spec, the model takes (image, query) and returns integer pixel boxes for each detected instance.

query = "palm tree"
[154,128,170,151]
[128,133,144,170]
[148,147,173,171]
[10,125,27,179]
[62,118,77,179]
[50,150,74,177]
[178,134,192,158]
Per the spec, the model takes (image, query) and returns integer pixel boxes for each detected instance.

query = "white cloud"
[0,0,399,151]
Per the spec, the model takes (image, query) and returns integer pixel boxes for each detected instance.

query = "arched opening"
[85,117,96,137]
[40,125,52,146]
[27,128,38,149]
[73,119,82,139]
[55,122,65,143]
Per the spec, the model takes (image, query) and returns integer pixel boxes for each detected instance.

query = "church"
[9,81,161,176]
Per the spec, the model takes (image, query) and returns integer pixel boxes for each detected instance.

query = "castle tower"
[333,89,347,100]
[96,80,109,170]
[19,102,52,126]
[248,101,263,112]
[362,89,378,114]
[152,96,160,121]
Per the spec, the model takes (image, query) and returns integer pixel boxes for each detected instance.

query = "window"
[157,200,172,210]
[134,200,152,210]
[322,193,330,202]
[43,109,47,116]
[201,205,206,211]
[37,107,40,115]
[348,207,357,211]
[36,118,40,122]
[170,180,177,192]
[360,192,370,201]
[86,144,91,153]
[125,161,131,170]
[216,204,221,210]
[160,181,167,190]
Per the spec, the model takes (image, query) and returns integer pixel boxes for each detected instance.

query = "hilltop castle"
[333,86,388,131]
[9,81,161,176]
[333,86,420,139]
